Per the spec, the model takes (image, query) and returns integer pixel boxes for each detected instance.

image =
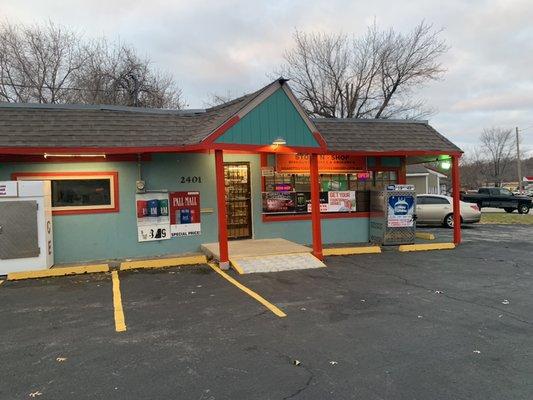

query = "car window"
[499,188,512,196]
[425,196,450,205]
[417,196,427,205]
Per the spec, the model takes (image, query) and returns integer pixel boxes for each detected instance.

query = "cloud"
[1,0,532,150]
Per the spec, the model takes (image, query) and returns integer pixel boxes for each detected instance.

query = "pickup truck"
[461,187,532,214]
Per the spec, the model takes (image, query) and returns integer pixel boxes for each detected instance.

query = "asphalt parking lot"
[1,224,532,400]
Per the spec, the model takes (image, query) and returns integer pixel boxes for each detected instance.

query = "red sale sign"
[169,191,201,237]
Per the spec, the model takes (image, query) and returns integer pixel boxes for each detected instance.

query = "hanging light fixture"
[272,137,286,146]
[43,153,106,159]
[440,159,451,170]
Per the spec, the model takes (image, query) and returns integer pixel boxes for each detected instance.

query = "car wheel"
[518,204,530,214]
[504,208,515,213]
[444,213,454,229]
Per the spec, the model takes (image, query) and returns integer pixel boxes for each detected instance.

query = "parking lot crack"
[282,365,314,400]
[343,260,533,327]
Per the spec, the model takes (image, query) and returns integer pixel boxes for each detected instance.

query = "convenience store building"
[0,79,462,267]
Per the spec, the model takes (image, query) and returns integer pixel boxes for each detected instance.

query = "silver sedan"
[416,194,481,228]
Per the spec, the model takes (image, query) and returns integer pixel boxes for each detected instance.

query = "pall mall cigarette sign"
[169,191,201,237]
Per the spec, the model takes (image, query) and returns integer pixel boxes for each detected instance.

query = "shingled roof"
[312,119,461,154]
[0,81,273,150]
[0,80,461,155]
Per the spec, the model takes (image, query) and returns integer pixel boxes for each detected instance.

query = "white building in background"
[407,164,447,195]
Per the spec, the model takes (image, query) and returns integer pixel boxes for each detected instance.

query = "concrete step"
[230,252,326,274]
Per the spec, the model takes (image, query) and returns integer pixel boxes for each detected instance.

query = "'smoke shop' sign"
[276,154,366,173]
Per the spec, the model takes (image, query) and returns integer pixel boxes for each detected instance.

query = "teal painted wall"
[216,88,319,147]
[1,153,369,264]
[1,154,219,263]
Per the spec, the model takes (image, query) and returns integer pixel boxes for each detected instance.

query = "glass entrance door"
[224,163,252,240]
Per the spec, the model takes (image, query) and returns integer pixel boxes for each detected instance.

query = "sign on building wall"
[276,154,366,173]
[136,192,171,242]
[327,191,356,212]
[169,191,201,237]
[387,195,415,227]
[0,181,18,197]
[307,190,357,212]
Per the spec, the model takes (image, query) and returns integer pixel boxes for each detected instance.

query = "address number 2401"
[180,176,202,184]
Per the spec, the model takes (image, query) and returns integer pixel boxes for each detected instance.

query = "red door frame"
[451,155,461,245]
[310,153,323,259]
[215,150,229,265]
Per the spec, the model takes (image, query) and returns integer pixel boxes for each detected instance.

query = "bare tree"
[73,42,185,108]
[0,21,185,109]
[0,21,86,103]
[460,146,490,188]
[278,21,447,119]
[480,127,516,187]
[203,90,240,107]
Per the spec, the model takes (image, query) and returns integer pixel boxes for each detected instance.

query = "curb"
[398,243,455,252]
[323,246,382,256]
[119,255,207,271]
[7,264,110,281]
[5,254,208,281]
[415,232,436,240]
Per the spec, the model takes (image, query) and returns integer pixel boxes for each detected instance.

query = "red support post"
[398,156,407,184]
[215,149,229,267]
[451,155,461,245]
[310,153,323,260]
[260,153,268,191]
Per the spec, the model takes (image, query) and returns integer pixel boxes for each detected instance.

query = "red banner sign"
[169,191,201,237]
[276,154,366,173]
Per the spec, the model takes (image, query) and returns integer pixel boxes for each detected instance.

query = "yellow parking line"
[229,259,245,274]
[111,271,127,332]
[208,263,286,318]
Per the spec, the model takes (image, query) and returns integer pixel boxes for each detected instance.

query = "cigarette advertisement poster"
[387,195,415,227]
[327,191,356,212]
[169,191,201,237]
[136,192,171,242]
[306,191,356,212]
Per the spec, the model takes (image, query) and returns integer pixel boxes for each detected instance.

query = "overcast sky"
[2,0,532,155]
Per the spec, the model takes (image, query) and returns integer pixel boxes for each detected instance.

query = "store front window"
[12,171,119,215]
[262,169,398,216]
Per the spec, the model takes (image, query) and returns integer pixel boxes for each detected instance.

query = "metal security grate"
[369,189,416,245]
[0,200,40,259]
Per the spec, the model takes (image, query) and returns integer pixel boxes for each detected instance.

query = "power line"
[0,81,145,93]
[518,125,533,132]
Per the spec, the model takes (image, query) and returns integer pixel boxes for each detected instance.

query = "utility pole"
[516,127,522,193]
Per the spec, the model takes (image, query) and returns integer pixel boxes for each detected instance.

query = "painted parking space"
[116,264,287,332]
[0,225,532,399]
[0,273,118,399]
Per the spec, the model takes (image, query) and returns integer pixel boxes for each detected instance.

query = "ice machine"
[0,181,54,274]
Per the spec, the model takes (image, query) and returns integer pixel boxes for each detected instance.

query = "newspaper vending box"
[369,184,416,245]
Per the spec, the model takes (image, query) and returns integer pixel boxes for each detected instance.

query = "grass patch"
[481,212,533,224]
